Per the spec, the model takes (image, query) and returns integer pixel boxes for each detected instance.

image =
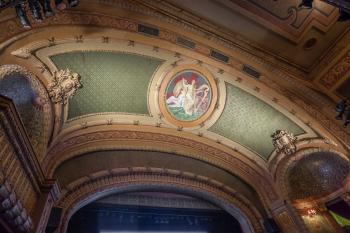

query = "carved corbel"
[47,69,82,104]
[271,130,297,156]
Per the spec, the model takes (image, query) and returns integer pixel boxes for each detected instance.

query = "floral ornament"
[271,130,297,156]
[47,69,82,104]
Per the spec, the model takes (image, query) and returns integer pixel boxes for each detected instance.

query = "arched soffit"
[275,147,350,202]
[0,4,349,152]
[45,125,279,207]
[0,64,52,160]
[41,42,313,160]
[57,167,265,233]
[53,150,267,217]
[5,29,335,163]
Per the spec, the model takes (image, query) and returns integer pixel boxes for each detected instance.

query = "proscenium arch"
[45,125,279,207]
[57,168,265,233]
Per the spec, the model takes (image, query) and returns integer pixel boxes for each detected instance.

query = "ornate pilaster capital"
[271,129,297,156]
[47,69,82,104]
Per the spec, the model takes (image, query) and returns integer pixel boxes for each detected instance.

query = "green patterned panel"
[209,83,305,159]
[51,52,163,119]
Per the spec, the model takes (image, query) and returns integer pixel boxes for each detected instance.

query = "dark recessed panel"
[210,50,229,63]
[176,36,196,49]
[242,65,261,79]
[138,24,160,37]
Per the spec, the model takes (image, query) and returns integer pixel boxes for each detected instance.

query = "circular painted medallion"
[159,65,217,128]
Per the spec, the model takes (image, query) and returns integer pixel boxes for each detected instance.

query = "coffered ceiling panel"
[166,0,350,72]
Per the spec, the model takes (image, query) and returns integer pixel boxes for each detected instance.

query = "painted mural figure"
[165,71,211,121]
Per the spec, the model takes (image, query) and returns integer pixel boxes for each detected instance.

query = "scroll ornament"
[47,69,82,104]
[271,130,297,156]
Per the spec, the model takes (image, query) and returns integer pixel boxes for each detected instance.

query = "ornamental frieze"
[44,129,278,203]
[319,50,350,89]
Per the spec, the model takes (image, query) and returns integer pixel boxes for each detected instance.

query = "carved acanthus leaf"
[271,130,297,156]
[47,69,82,104]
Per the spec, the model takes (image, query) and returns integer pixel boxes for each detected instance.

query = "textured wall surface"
[287,152,350,200]
[0,123,38,214]
[51,51,163,119]
[209,83,304,158]
[0,75,44,155]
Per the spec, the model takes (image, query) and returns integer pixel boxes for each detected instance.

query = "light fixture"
[307,208,317,217]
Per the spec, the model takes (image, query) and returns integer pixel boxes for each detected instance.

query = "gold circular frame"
[159,65,218,128]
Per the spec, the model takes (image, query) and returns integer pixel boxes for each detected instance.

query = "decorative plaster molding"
[44,126,278,208]
[0,1,305,78]
[319,49,350,89]
[3,16,344,157]
[57,167,264,233]
[47,69,82,104]
[271,130,297,156]
[260,76,350,150]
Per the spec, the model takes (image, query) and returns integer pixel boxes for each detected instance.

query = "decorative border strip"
[43,126,278,207]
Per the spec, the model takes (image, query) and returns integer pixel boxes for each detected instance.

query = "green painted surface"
[209,83,305,159]
[330,211,350,227]
[51,52,163,119]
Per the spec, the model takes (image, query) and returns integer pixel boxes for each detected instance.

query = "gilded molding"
[44,126,278,207]
[260,76,350,150]
[57,167,264,233]
[47,69,82,104]
[0,1,305,78]
[2,14,347,154]
[271,130,297,156]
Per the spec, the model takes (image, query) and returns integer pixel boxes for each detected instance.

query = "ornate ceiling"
[46,48,310,159]
[0,1,350,232]
[165,0,349,74]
